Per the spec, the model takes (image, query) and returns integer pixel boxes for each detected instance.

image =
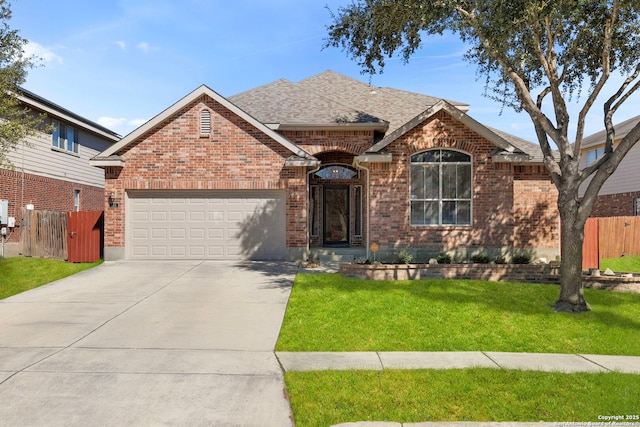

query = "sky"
[11,0,640,142]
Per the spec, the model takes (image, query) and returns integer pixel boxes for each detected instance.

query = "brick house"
[579,114,640,217]
[0,89,120,256]
[91,71,559,262]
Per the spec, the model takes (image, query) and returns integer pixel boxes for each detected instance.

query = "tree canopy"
[0,0,45,168]
[326,0,640,312]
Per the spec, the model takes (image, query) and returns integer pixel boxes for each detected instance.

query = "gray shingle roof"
[230,78,387,129]
[230,70,545,163]
[297,70,468,134]
[581,114,640,148]
[488,126,548,163]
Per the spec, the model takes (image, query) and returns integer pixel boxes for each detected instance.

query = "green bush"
[395,250,413,264]
[512,254,531,264]
[493,255,507,264]
[435,252,452,264]
[470,253,490,264]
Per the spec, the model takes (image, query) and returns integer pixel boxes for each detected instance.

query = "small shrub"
[493,255,507,264]
[435,252,452,264]
[512,254,531,264]
[470,253,490,264]
[395,250,413,264]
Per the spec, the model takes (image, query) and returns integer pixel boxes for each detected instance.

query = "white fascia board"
[369,100,514,154]
[90,157,125,167]
[269,122,389,132]
[98,85,316,161]
[19,94,120,142]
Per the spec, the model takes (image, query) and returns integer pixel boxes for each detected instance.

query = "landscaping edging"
[340,263,640,293]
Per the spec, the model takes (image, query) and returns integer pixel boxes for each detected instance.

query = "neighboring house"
[579,114,640,217]
[91,71,559,262]
[0,89,120,255]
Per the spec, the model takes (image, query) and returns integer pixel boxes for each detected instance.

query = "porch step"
[310,248,366,264]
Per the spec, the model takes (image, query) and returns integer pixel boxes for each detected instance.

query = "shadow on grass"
[295,273,640,332]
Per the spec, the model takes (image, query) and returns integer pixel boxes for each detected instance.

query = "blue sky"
[12,0,638,142]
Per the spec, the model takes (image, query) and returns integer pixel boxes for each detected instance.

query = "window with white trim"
[73,190,80,212]
[586,147,604,165]
[52,121,79,153]
[410,149,472,226]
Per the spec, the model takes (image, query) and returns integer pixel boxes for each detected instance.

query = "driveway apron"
[0,261,296,426]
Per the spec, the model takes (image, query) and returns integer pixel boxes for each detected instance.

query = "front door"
[323,186,349,245]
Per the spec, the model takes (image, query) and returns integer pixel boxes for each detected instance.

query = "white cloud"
[98,117,149,133]
[129,118,148,127]
[98,117,127,128]
[115,41,127,51]
[23,41,63,66]
[136,42,150,53]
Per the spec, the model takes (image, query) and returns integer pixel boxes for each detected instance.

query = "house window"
[200,109,211,135]
[52,121,79,153]
[634,198,640,216]
[587,147,604,165]
[410,149,472,226]
[315,165,358,180]
[73,190,80,212]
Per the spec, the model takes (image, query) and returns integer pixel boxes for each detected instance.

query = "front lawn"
[276,274,640,355]
[286,369,640,426]
[0,257,102,299]
[600,255,640,273]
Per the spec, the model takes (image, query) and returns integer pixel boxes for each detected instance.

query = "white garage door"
[127,191,286,260]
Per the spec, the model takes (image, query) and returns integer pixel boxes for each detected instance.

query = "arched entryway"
[309,159,366,249]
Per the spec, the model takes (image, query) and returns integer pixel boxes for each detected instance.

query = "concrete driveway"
[0,261,296,426]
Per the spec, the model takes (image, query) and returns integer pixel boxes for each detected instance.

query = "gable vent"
[200,109,211,135]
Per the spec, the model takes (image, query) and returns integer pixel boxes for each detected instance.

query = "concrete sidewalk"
[277,351,640,374]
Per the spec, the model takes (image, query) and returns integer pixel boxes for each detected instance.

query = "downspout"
[353,158,371,260]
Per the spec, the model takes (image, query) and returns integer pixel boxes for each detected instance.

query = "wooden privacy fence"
[583,216,640,269]
[20,208,103,262]
[20,208,67,260]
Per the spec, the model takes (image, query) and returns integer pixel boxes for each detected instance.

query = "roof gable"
[93,85,316,162]
[367,100,518,154]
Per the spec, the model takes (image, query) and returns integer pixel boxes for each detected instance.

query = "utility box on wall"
[0,200,8,225]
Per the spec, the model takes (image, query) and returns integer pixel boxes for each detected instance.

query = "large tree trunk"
[554,195,591,313]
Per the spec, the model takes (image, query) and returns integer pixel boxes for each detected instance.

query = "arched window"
[200,109,211,135]
[314,165,358,180]
[410,149,472,225]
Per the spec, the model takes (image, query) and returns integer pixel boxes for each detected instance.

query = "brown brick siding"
[0,168,104,243]
[104,96,307,250]
[103,96,560,258]
[589,191,640,217]
[365,111,559,253]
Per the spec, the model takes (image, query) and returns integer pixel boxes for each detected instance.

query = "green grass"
[285,369,640,426]
[601,255,640,273]
[0,257,102,299]
[276,274,640,355]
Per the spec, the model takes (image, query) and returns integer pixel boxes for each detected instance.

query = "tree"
[0,0,46,168]
[325,0,640,312]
